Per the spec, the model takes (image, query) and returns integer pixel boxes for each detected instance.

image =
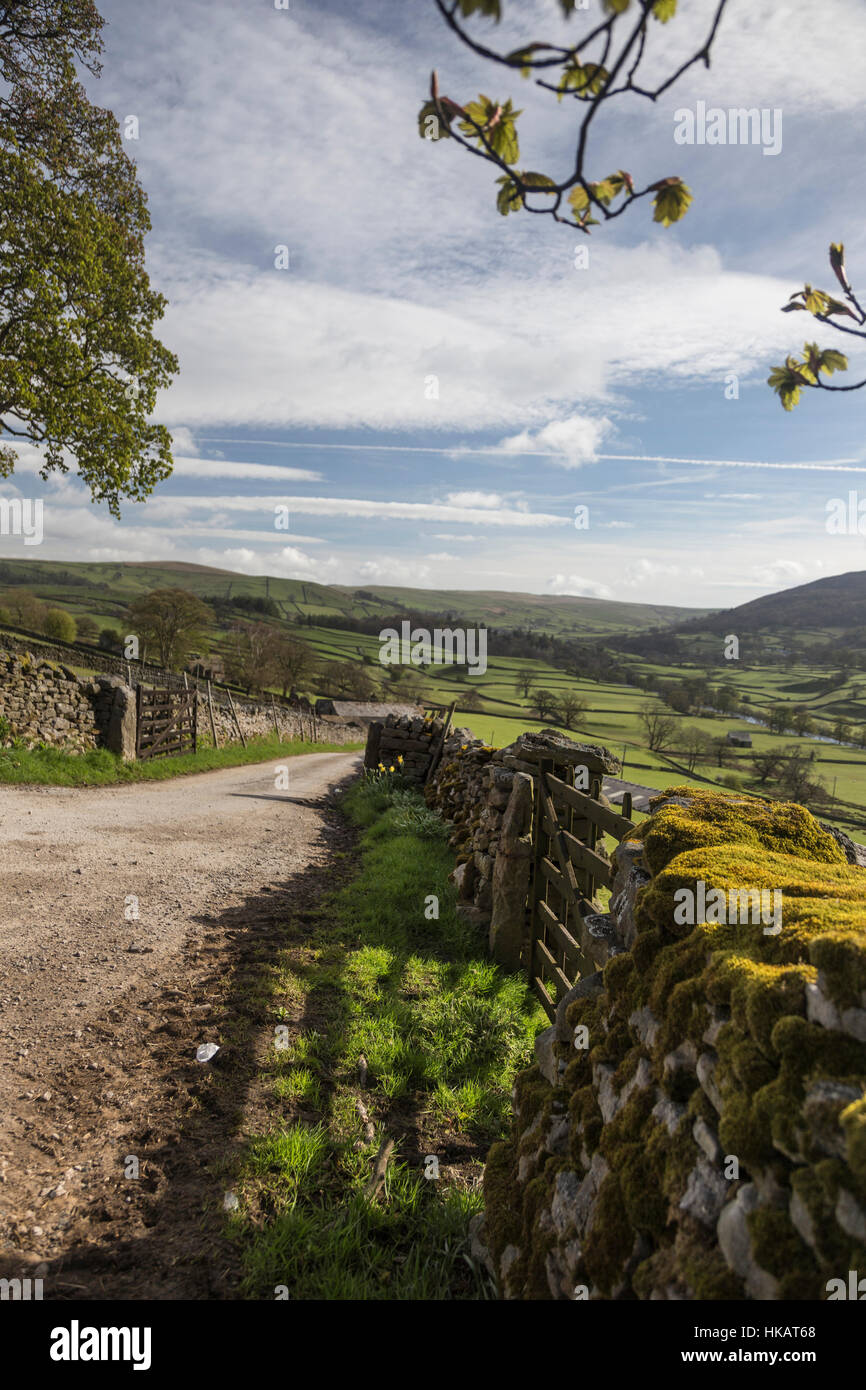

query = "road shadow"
[9,789,358,1301]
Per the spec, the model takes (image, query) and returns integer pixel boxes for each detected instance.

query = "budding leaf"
[651,179,693,226]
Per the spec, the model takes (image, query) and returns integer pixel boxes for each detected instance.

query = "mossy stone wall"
[477,787,866,1300]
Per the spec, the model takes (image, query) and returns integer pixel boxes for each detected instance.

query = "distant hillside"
[0,559,704,639]
[674,570,866,642]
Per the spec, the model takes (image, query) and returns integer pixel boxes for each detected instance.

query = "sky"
[4,0,866,612]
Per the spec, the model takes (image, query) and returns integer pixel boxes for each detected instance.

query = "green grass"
[0,735,363,786]
[228,775,545,1300]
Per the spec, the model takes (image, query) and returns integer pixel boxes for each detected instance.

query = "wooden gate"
[529,757,633,1020]
[135,684,198,760]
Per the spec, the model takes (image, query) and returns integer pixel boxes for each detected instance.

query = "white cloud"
[445,491,502,509]
[150,494,570,528]
[501,416,614,469]
[171,456,321,482]
[547,573,615,600]
[750,558,808,586]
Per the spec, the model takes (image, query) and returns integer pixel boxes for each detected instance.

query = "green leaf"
[495,175,521,215]
[818,348,849,375]
[602,0,632,12]
[652,0,677,20]
[521,171,557,191]
[651,179,693,226]
[557,62,608,101]
[417,100,452,140]
[767,365,802,411]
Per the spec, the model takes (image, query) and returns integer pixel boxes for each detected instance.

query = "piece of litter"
[195,1043,219,1063]
[223,1192,239,1211]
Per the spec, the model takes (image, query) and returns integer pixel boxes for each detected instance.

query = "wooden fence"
[135,684,198,760]
[529,756,633,1021]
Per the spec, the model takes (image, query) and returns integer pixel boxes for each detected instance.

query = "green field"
[1,558,864,831]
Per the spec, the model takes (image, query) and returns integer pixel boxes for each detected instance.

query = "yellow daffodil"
[389,765,395,772]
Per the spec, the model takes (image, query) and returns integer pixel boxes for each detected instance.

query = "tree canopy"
[0,0,178,514]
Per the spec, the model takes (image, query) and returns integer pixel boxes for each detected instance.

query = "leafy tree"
[418,0,729,235]
[271,636,315,698]
[766,705,790,735]
[43,607,76,642]
[0,0,178,513]
[75,613,98,643]
[639,701,677,752]
[98,624,120,652]
[556,691,588,730]
[223,621,279,695]
[532,687,559,720]
[679,725,711,773]
[777,747,826,806]
[128,588,212,669]
[769,244,865,408]
[514,668,538,700]
[461,688,484,711]
[6,587,45,629]
[750,744,787,785]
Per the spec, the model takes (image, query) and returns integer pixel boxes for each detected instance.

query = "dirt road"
[0,750,361,1297]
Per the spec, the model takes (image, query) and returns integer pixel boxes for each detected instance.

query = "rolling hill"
[0,559,705,639]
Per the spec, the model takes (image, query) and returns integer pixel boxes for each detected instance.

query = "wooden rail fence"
[529,756,633,1021]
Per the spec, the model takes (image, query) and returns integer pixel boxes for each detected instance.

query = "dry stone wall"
[473,786,866,1301]
[363,711,456,783]
[0,648,134,755]
[204,694,364,749]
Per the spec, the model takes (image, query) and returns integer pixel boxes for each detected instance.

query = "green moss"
[482,1139,520,1268]
[810,933,866,1011]
[581,1173,634,1295]
[747,1207,821,1298]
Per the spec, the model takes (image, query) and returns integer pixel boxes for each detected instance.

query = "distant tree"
[833,718,852,745]
[514,669,537,700]
[766,705,790,735]
[462,689,484,712]
[790,705,815,736]
[532,688,559,721]
[751,745,786,785]
[128,588,212,669]
[7,588,45,629]
[98,625,120,652]
[43,608,77,643]
[271,637,314,698]
[778,748,827,806]
[556,692,588,731]
[639,703,677,753]
[709,736,731,769]
[75,614,98,644]
[679,726,711,773]
[223,622,278,695]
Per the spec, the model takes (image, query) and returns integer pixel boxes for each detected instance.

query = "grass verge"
[227,773,545,1299]
[0,735,364,786]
